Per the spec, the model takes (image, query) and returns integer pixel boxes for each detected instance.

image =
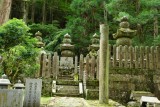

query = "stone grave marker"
[0,89,24,107]
[60,57,74,67]
[23,79,42,107]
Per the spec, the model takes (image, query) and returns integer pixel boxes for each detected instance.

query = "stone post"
[99,24,109,104]
[52,52,58,79]
[83,62,87,97]
[79,54,84,80]
[74,56,78,74]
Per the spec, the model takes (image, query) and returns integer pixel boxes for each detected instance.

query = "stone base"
[85,89,99,100]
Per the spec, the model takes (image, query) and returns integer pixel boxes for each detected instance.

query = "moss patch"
[41,97,51,104]
[86,99,125,107]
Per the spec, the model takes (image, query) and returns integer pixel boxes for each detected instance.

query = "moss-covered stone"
[56,80,79,86]
[85,89,99,100]
[42,78,52,97]
[86,80,99,86]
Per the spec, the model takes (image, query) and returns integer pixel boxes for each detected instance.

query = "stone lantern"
[113,16,137,46]
[35,31,45,48]
[13,80,25,89]
[88,33,100,57]
[0,74,11,89]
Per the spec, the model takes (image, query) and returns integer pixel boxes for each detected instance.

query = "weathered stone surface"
[42,78,52,96]
[110,74,131,82]
[60,33,74,57]
[56,80,79,85]
[153,75,160,83]
[0,89,23,107]
[113,16,136,46]
[60,57,73,67]
[24,79,42,107]
[85,89,99,100]
[130,91,154,102]
[99,24,109,103]
[56,85,79,94]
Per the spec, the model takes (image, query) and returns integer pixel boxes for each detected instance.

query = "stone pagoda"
[88,33,100,57]
[113,16,137,46]
[35,31,45,48]
[60,33,74,57]
[59,33,75,79]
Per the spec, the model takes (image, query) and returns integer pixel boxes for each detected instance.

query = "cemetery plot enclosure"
[39,45,160,79]
[38,45,160,103]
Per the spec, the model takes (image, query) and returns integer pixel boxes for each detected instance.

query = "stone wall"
[42,78,52,96]
[85,69,160,104]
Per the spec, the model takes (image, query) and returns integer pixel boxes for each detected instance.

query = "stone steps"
[52,80,83,97]
[58,75,74,80]
[56,85,79,94]
[53,93,82,97]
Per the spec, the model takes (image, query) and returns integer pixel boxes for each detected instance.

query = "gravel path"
[47,97,89,107]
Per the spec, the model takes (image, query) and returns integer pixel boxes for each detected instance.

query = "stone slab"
[0,89,23,107]
[60,57,73,67]
[24,79,42,107]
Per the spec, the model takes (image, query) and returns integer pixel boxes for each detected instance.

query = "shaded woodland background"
[1,0,159,55]
[0,0,159,80]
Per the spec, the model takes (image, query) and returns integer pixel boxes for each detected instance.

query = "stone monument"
[0,89,24,107]
[59,33,74,79]
[23,79,42,107]
[113,16,137,60]
[113,16,137,46]
[88,33,100,57]
[35,31,45,48]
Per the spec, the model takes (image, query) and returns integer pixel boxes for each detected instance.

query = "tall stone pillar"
[99,24,109,104]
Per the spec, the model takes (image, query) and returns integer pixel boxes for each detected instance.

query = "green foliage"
[66,0,105,55]
[136,9,156,24]
[107,0,159,46]
[29,23,62,51]
[153,35,160,46]
[0,18,30,51]
[132,35,154,46]
[0,19,40,81]
[45,28,70,52]
[10,0,160,54]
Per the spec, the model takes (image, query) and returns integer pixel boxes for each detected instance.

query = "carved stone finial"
[35,31,42,37]
[113,16,137,46]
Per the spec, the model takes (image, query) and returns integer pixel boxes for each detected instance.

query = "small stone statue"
[35,31,45,48]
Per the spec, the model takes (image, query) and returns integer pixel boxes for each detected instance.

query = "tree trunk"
[49,7,53,23]
[137,24,144,43]
[22,0,29,23]
[31,0,35,23]
[0,0,12,25]
[154,14,158,38]
[136,0,140,15]
[42,0,46,24]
